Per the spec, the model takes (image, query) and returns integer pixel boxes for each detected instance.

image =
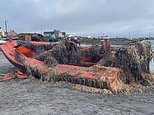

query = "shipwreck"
[0,39,153,93]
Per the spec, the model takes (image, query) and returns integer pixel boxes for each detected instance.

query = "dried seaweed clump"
[136,41,152,73]
[35,50,58,67]
[37,40,82,66]
[98,41,152,86]
[115,41,152,85]
[80,45,107,63]
[98,51,116,67]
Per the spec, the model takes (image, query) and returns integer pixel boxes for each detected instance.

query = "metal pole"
[128,32,130,38]
[5,20,8,36]
[41,25,43,35]
[149,32,151,38]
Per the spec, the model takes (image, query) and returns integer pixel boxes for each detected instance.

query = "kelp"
[99,41,152,86]
[37,40,109,67]
[37,40,82,66]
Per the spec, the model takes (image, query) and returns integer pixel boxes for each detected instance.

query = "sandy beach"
[0,51,154,115]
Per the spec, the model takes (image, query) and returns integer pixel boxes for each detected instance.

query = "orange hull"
[0,40,122,89]
[0,40,25,69]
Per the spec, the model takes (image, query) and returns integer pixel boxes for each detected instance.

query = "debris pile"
[80,45,107,63]
[37,40,82,66]
[136,41,152,73]
[17,40,154,91]
[23,59,124,93]
[99,41,153,86]
[1,39,154,94]
[37,40,111,67]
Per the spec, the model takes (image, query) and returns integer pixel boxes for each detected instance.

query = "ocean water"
[150,40,154,51]
[148,40,154,74]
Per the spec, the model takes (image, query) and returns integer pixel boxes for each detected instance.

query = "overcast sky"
[0,0,154,37]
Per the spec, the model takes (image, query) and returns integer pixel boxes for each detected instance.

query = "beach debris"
[37,40,82,66]
[0,39,153,94]
[37,40,109,67]
[99,41,152,86]
[115,41,152,86]
[0,71,29,82]
[23,58,124,93]
[73,84,112,94]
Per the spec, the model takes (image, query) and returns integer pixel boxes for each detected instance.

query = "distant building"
[0,27,4,37]
[87,36,91,38]
[18,33,43,41]
[7,30,18,38]
[44,30,66,38]
[65,34,73,38]
[103,35,110,39]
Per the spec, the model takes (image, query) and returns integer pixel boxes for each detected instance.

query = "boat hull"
[0,40,122,91]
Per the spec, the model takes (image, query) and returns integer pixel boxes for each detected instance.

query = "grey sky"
[0,0,154,37]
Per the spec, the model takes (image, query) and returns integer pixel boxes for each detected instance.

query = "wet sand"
[0,52,154,115]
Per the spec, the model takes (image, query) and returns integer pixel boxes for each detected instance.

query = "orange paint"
[0,40,122,87]
[16,46,36,58]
